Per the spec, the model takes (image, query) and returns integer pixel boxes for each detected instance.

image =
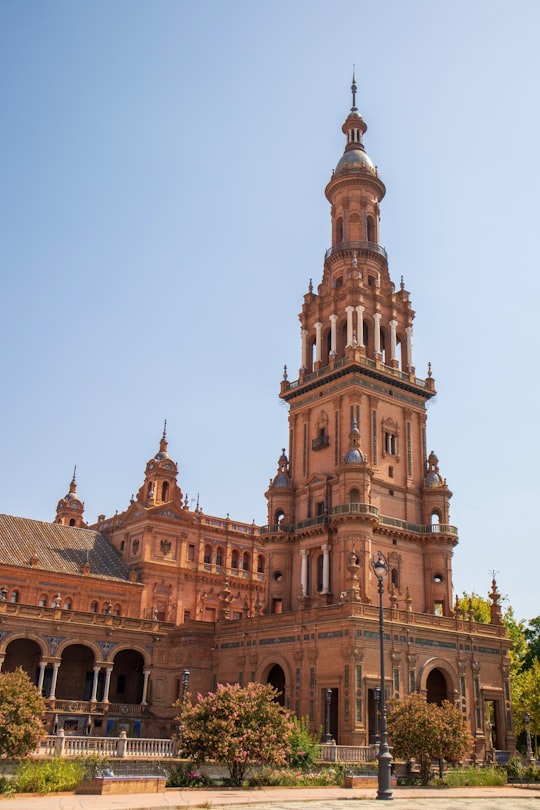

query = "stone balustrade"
[37,730,175,759]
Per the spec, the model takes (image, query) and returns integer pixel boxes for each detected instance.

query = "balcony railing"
[260,507,457,538]
[324,240,388,261]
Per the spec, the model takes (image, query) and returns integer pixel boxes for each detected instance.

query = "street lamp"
[525,711,534,764]
[324,687,334,743]
[371,550,393,801]
[373,686,381,744]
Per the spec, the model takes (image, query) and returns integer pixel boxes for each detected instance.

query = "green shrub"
[0,776,15,795]
[444,766,507,787]
[15,758,86,793]
[287,716,321,771]
[506,756,524,779]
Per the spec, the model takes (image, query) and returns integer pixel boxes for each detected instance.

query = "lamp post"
[373,686,381,744]
[324,687,334,743]
[525,711,534,764]
[371,550,393,801]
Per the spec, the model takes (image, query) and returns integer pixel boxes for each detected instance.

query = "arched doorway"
[426,668,448,705]
[267,664,286,707]
[109,650,145,704]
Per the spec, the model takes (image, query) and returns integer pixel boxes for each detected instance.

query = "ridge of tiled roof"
[0,514,132,582]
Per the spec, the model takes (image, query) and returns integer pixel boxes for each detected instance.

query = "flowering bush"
[248,765,343,787]
[165,764,212,787]
[0,668,45,758]
[387,693,473,784]
[176,682,294,785]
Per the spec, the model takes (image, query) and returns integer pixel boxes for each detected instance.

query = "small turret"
[135,422,184,507]
[55,467,85,527]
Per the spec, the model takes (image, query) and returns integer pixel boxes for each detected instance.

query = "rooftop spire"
[69,465,77,495]
[162,419,167,441]
[351,67,357,112]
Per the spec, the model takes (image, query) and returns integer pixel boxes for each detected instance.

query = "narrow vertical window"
[334,411,339,466]
[303,423,307,476]
[407,421,412,477]
[372,410,378,466]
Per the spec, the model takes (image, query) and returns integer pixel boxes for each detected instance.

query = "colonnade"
[301,311,414,371]
[0,655,150,705]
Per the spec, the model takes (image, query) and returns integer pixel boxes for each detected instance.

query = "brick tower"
[268,74,455,617]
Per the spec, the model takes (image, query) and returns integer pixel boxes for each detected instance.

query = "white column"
[49,662,60,699]
[406,326,414,369]
[301,328,308,369]
[37,661,47,693]
[356,306,365,347]
[322,544,331,594]
[345,306,354,346]
[390,319,398,362]
[300,549,309,596]
[315,322,323,364]
[102,667,113,703]
[141,668,151,706]
[373,313,382,357]
[0,656,4,672]
[90,666,101,702]
[329,314,337,356]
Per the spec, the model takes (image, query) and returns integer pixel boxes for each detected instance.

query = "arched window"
[161,481,169,501]
[216,546,224,567]
[391,568,399,589]
[242,552,250,571]
[431,511,441,532]
[69,518,76,526]
[204,544,212,564]
[274,509,285,527]
[90,600,98,613]
[113,604,122,616]
[336,216,344,243]
[257,554,265,573]
[63,597,72,610]
[349,487,360,503]
[9,590,19,604]
[38,594,48,608]
[231,549,239,569]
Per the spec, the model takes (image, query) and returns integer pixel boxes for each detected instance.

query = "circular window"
[433,573,444,584]
[273,571,283,582]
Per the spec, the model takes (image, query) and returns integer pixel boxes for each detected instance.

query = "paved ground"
[2,785,540,810]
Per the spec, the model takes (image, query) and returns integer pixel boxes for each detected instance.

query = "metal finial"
[162,419,167,440]
[72,465,77,484]
[351,67,357,112]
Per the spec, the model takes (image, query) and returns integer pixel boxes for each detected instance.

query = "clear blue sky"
[1,0,539,621]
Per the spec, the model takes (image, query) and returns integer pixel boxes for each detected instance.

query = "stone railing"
[37,730,175,759]
[318,743,379,763]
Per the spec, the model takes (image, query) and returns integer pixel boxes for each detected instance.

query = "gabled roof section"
[0,514,131,583]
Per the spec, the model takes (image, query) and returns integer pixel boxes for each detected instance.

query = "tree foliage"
[0,668,45,758]
[456,591,492,624]
[387,693,472,784]
[176,682,294,785]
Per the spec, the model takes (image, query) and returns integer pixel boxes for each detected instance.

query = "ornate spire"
[351,67,357,112]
